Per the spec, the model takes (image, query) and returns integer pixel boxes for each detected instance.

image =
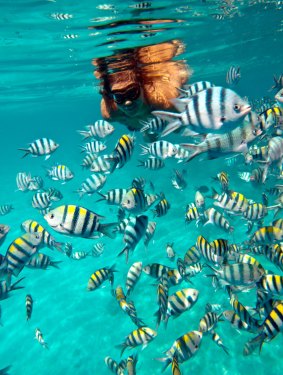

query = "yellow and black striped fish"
[87,265,116,291]
[118,327,157,356]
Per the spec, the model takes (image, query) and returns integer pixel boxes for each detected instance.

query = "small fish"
[76,174,107,198]
[210,331,229,355]
[109,134,135,171]
[31,192,52,212]
[0,205,13,216]
[16,172,32,191]
[27,253,61,269]
[208,263,264,286]
[26,294,33,321]
[172,170,187,190]
[35,328,48,349]
[28,176,44,191]
[92,242,104,257]
[199,312,221,333]
[121,188,147,214]
[0,224,9,246]
[126,262,143,297]
[140,141,177,159]
[19,138,59,160]
[203,207,234,233]
[80,141,106,154]
[97,189,128,205]
[179,81,214,98]
[140,117,167,134]
[78,120,114,139]
[117,327,157,356]
[104,357,124,375]
[144,221,157,248]
[90,155,116,174]
[50,13,73,20]
[166,288,199,322]
[46,165,74,182]
[166,243,175,261]
[71,251,90,260]
[152,198,170,217]
[87,265,116,291]
[226,66,241,85]
[81,153,97,169]
[138,157,165,170]
[205,303,223,313]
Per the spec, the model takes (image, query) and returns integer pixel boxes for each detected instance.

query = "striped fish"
[27,253,61,269]
[250,226,283,244]
[180,111,261,162]
[0,224,9,246]
[76,174,106,198]
[199,312,221,333]
[210,239,229,257]
[205,303,223,314]
[35,328,48,349]
[262,136,283,182]
[174,145,191,161]
[212,189,249,214]
[50,13,73,20]
[209,263,264,286]
[179,81,215,98]
[78,120,114,139]
[28,176,44,191]
[97,189,128,205]
[185,204,200,224]
[63,34,79,39]
[152,198,170,217]
[257,274,283,295]
[5,232,43,276]
[144,221,157,248]
[110,134,135,171]
[21,219,63,252]
[213,171,229,192]
[115,286,144,327]
[92,242,104,257]
[246,144,268,164]
[226,66,241,85]
[129,2,152,9]
[19,138,59,160]
[44,205,116,238]
[154,87,251,136]
[126,355,137,375]
[46,165,74,182]
[87,265,116,291]
[203,207,233,233]
[143,263,172,279]
[184,245,201,265]
[155,273,169,328]
[26,294,33,321]
[131,177,146,190]
[118,215,148,262]
[197,235,222,264]
[31,192,52,211]
[118,327,157,355]
[243,203,267,221]
[0,205,13,216]
[80,141,106,154]
[171,353,181,375]
[160,331,202,370]
[223,310,249,331]
[104,357,124,375]
[172,169,187,190]
[166,288,199,322]
[90,155,116,174]
[138,157,165,170]
[140,117,167,134]
[140,141,177,159]
[16,172,32,191]
[243,303,283,355]
[81,153,97,169]
[126,262,143,297]
[121,188,147,214]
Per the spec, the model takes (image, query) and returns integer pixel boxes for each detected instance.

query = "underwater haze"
[1,1,283,375]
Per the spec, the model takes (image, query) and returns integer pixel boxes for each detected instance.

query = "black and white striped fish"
[126,261,143,297]
[118,327,156,356]
[44,205,116,239]
[81,153,97,169]
[203,207,233,233]
[16,172,32,191]
[144,221,157,248]
[97,188,128,205]
[155,273,169,328]
[87,265,116,291]
[78,120,114,139]
[121,188,147,214]
[28,176,44,191]
[179,81,215,98]
[226,66,241,85]
[46,165,74,183]
[0,205,13,216]
[26,294,33,321]
[104,357,124,375]
[131,177,146,190]
[154,87,251,137]
[47,187,63,202]
[140,141,177,159]
[90,155,116,174]
[129,2,152,9]
[152,198,170,217]
[63,34,79,39]
[166,288,199,322]
[31,192,52,212]
[19,138,59,160]
[50,13,73,20]
[118,215,148,262]
[137,157,165,170]
[92,242,105,257]
[76,174,106,198]
[110,134,135,171]
[80,141,106,154]
[140,117,167,134]
[35,328,48,349]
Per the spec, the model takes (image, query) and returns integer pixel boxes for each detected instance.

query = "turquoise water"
[1,1,283,374]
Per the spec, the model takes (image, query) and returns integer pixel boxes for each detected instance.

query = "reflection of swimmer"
[93,39,191,136]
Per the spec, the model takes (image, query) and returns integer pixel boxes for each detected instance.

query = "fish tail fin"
[50,260,62,269]
[137,160,145,167]
[150,112,183,137]
[179,143,201,162]
[18,148,30,158]
[99,223,117,239]
[77,130,91,140]
[52,241,64,252]
[139,144,150,156]
[116,343,127,356]
[155,357,172,372]
[10,277,25,291]
[118,246,130,263]
[96,192,106,202]
[105,156,119,173]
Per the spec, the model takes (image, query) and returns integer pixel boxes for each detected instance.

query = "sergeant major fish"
[19,138,59,160]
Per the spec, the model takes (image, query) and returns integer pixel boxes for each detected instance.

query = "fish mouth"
[242,105,252,116]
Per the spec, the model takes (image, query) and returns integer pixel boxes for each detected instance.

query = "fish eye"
[50,214,55,219]
[234,104,240,112]
[127,200,131,204]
